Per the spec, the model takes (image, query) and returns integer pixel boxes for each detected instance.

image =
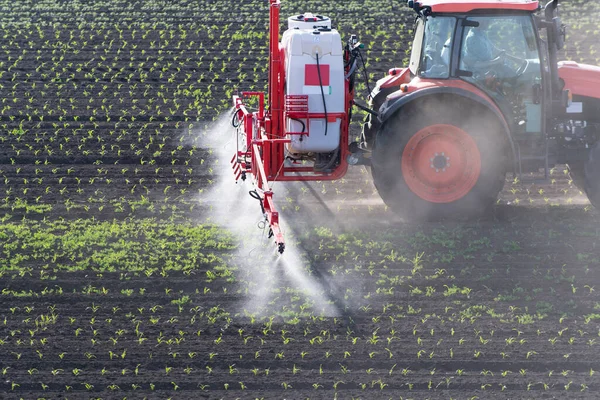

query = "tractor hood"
[558,61,600,100]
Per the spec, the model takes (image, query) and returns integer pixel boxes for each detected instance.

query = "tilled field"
[1,1,600,399]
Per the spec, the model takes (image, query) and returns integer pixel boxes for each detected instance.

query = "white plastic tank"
[281,13,345,153]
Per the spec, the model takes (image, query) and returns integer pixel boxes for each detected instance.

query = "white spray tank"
[281,13,345,153]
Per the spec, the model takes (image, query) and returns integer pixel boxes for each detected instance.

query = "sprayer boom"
[229,0,356,254]
[231,92,287,254]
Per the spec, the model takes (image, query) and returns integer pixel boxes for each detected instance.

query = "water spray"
[192,111,340,319]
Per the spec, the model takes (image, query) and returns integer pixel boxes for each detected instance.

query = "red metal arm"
[252,143,285,253]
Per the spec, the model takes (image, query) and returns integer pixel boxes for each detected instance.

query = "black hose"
[231,110,241,128]
[353,100,379,117]
[249,190,265,214]
[289,117,305,134]
[315,52,328,136]
[318,146,340,172]
[345,58,358,79]
[357,49,373,99]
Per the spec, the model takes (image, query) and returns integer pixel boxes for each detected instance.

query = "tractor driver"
[461,19,498,73]
[460,18,527,88]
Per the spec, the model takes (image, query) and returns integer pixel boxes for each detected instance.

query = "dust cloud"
[189,110,341,320]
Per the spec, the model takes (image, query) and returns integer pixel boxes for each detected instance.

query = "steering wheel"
[504,52,529,76]
[471,51,529,84]
[478,50,528,72]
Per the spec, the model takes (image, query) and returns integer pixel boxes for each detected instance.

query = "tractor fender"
[558,61,600,100]
[378,86,518,174]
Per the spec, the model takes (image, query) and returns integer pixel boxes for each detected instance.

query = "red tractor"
[232,0,600,253]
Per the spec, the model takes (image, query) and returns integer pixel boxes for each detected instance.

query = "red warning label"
[304,64,330,86]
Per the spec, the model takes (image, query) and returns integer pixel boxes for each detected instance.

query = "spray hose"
[315,52,328,136]
[357,49,373,99]
[249,190,265,214]
[231,109,242,128]
[249,190,276,239]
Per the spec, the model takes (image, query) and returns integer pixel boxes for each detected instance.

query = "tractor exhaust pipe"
[543,0,567,110]
[544,0,558,20]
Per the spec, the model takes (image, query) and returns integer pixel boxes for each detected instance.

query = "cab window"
[419,17,457,78]
[458,15,543,133]
[409,18,425,75]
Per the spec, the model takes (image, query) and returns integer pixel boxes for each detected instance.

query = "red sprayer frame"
[231,0,354,253]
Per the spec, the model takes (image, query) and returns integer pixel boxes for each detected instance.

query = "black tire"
[577,141,600,208]
[567,163,585,191]
[372,96,509,220]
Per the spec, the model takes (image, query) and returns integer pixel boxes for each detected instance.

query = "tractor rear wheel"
[570,142,600,208]
[372,99,508,220]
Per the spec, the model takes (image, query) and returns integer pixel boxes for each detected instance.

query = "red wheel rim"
[401,124,481,203]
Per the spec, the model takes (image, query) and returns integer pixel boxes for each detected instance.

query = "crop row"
[0,0,413,25]
[1,291,599,395]
[2,211,600,319]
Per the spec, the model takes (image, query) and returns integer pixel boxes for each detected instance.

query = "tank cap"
[287,13,332,30]
[291,12,323,22]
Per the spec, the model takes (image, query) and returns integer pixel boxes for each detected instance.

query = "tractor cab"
[365,0,600,220]
[413,12,544,135]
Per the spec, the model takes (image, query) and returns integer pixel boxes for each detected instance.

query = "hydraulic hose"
[231,109,241,128]
[290,117,306,135]
[315,52,328,136]
[344,58,358,80]
[357,49,373,99]
[249,190,265,214]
